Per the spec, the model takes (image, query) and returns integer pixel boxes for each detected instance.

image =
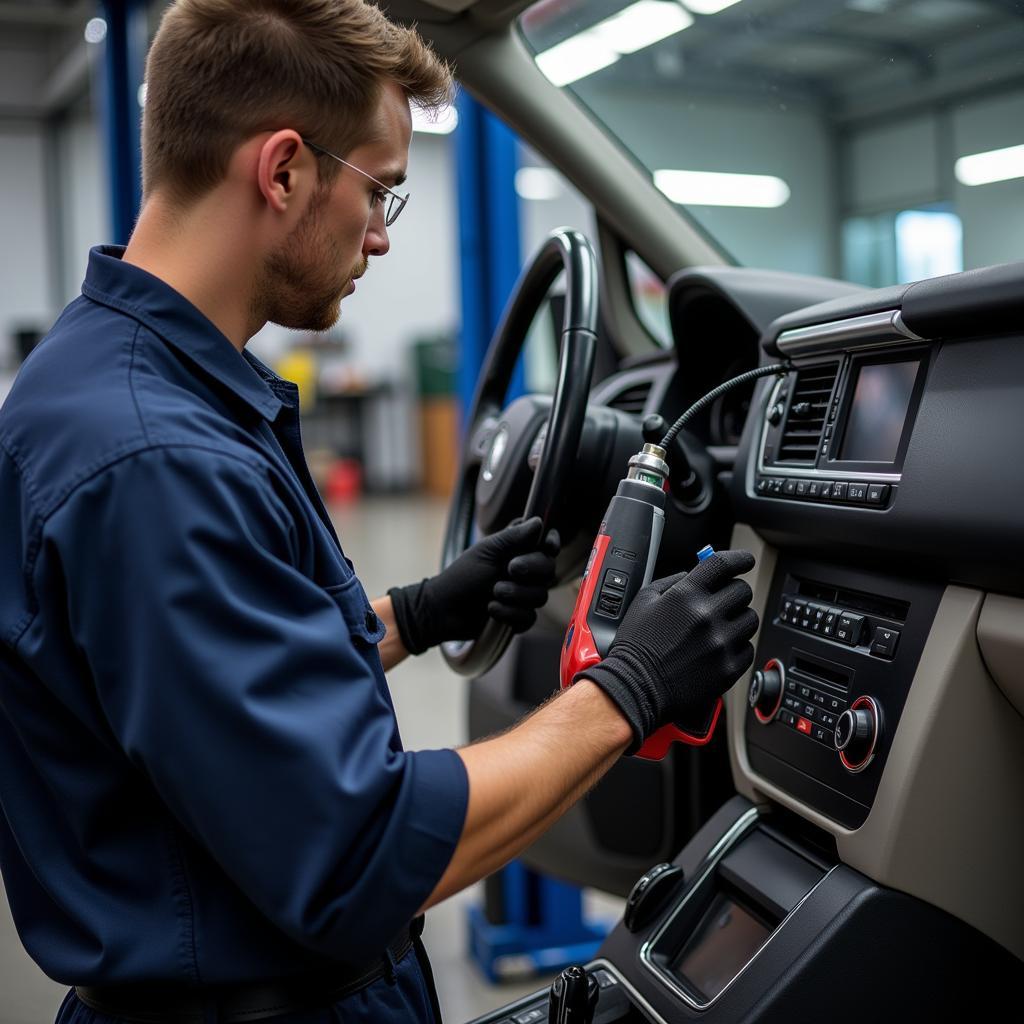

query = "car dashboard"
[471,259,1024,1021]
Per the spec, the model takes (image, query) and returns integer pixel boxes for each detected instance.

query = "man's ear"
[256,130,311,213]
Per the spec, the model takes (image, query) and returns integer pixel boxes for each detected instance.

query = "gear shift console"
[548,966,598,1024]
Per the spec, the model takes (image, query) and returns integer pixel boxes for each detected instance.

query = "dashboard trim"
[776,309,923,356]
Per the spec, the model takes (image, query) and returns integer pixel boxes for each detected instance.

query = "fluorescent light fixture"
[535,35,620,87]
[412,103,458,135]
[515,166,564,201]
[535,0,694,86]
[954,143,1024,187]
[654,168,791,207]
[590,1,693,55]
[682,0,744,13]
[84,17,107,44]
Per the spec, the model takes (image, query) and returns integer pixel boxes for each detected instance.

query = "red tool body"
[559,444,722,760]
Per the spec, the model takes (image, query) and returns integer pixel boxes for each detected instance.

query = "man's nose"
[364,211,390,258]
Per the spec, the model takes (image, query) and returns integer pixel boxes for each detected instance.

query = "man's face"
[254,80,412,332]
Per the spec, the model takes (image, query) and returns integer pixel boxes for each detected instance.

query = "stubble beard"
[253,184,367,333]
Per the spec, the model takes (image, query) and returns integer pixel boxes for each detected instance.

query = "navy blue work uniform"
[0,246,468,1022]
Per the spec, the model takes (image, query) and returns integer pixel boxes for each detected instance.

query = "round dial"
[835,696,881,772]
[749,659,784,723]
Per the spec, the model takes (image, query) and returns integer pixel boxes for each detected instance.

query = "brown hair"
[142,0,453,203]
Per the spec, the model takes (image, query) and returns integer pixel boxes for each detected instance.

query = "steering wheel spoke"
[467,414,501,469]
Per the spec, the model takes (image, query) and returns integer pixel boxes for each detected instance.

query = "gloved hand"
[577,549,758,753]
[388,517,560,655]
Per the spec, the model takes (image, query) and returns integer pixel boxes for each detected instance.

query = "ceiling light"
[590,1,693,56]
[515,167,564,201]
[682,0,744,13]
[535,1,694,86]
[654,169,791,207]
[535,34,620,87]
[954,143,1024,187]
[412,103,459,135]
[84,17,107,44]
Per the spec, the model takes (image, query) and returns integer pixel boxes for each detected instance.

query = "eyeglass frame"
[301,138,409,227]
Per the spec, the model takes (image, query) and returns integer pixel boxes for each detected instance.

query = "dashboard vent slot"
[606,380,652,416]
[778,363,838,463]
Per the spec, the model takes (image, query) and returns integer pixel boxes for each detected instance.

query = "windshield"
[520,0,1024,288]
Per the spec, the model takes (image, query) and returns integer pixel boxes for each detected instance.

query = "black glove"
[388,517,561,655]
[577,549,758,753]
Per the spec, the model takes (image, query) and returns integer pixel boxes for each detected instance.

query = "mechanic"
[0,1,759,1022]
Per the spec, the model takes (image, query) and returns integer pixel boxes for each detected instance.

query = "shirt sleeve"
[41,444,468,960]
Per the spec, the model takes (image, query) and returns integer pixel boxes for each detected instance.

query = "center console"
[467,798,1022,1024]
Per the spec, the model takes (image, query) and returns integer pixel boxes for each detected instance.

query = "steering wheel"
[441,228,599,678]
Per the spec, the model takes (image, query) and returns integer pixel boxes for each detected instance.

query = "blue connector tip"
[696,544,715,562]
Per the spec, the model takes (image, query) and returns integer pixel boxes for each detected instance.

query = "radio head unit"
[756,336,930,507]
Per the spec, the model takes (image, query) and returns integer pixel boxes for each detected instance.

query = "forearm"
[372,595,410,672]
[420,679,632,911]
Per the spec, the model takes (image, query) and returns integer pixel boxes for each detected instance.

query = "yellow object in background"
[276,350,318,410]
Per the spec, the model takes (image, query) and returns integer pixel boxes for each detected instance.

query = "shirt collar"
[81,245,284,422]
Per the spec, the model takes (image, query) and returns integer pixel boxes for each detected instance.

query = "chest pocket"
[324,575,387,648]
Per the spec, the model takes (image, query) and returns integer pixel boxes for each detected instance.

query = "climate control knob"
[748,659,784,723]
[835,696,881,772]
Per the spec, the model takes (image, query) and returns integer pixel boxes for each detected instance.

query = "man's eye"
[371,189,387,207]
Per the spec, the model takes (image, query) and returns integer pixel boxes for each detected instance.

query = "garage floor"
[0,494,620,1024]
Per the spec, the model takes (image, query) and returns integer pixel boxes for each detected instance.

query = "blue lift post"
[99,0,147,245]
[454,93,608,983]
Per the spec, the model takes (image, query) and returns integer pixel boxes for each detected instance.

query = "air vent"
[606,380,652,416]
[778,363,838,463]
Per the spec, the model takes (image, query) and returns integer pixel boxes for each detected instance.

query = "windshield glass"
[520,0,1024,288]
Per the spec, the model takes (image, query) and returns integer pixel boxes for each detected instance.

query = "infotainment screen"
[839,359,920,463]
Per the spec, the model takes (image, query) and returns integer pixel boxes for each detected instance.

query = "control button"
[801,703,816,720]
[831,481,848,501]
[763,445,775,462]
[779,710,796,727]
[813,725,832,745]
[604,569,629,590]
[847,482,868,502]
[756,477,769,495]
[783,478,797,495]
[826,695,845,712]
[812,691,826,705]
[819,441,830,459]
[597,594,623,616]
[867,483,889,505]
[807,481,821,498]
[798,684,812,699]
[824,423,834,440]
[809,605,826,632]
[816,481,833,499]
[795,479,809,497]
[822,607,841,636]
[771,477,785,494]
[780,597,795,622]
[796,716,813,735]
[836,612,865,645]
[786,679,797,693]
[870,626,900,659]
[819,711,837,728]
[768,402,784,425]
[784,696,800,711]
[512,1008,546,1024]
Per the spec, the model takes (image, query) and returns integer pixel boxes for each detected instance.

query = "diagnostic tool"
[559,363,787,760]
